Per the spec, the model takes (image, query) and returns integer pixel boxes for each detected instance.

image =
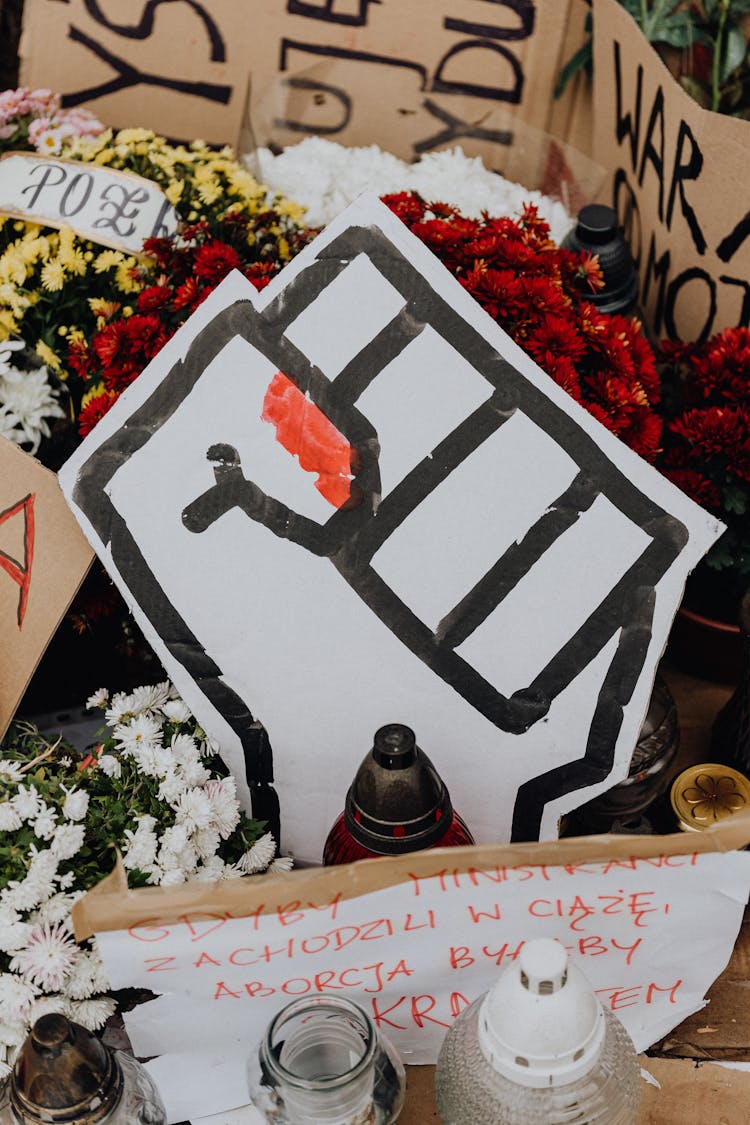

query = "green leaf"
[724,483,749,514]
[554,40,593,98]
[722,25,748,81]
[705,539,736,569]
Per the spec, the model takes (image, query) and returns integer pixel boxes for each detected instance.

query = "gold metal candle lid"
[670,763,750,832]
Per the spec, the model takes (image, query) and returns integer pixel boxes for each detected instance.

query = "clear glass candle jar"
[247,996,405,1124]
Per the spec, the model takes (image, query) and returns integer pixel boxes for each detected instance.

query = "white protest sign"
[0,153,178,254]
[75,828,750,1123]
[59,195,723,862]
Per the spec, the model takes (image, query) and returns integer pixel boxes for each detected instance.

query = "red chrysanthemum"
[193,240,242,284]
[78,390,118,437]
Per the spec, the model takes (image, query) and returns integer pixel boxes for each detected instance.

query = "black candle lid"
[344,724,452,855]
[10,1014,122,1124]
[563,204,639,316]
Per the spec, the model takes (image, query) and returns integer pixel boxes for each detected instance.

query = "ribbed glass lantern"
[435,939,640,1124]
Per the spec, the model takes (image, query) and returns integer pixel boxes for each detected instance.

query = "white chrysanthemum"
[269,855,294,873]
[62,949,109,1000]
[0,361,65,454]
[0,972,38,1021]
[0,404,20,445]
[0,801,22,832]
[68,996,116,1031]
[170,733,199,768]
[105,691,137,725]
[195,857,234,882]
[97,754,121,779]
[182,759,210,788]
[158,868,186,887]
[204,777,239,840]
[122,816,158,872]
[173,787,212,832]
[86,686,109,709]
[157,770,187,803]
[0,759,25,785]
[0,1016,27,1049]
[129,682,171,715]
[113,713,162,755]
[132,741,176,779]
[14,851,60,909]
[10,921,78,991]
[158,823,189,856]
[0,914,32,954]
[32,806,57,840]
[161,699,191,723]
[193,826,220,859]
[236,832,276,875]
[51,823,85,861]
[32,891,82,927]
[62,787,89,822]
[257,139,573,242]
[12,783,43,822]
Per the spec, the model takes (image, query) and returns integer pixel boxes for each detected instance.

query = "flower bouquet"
[0,680,285,1077]
[658,326,750,622]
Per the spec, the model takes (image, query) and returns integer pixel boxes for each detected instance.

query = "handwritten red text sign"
[94,849,750,1122]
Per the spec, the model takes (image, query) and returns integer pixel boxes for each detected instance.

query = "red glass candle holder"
[323,724,474,864]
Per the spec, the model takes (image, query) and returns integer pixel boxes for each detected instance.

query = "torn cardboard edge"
[73,812,750,941]
[0,439,94,740]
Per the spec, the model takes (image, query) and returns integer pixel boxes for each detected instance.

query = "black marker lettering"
[637,86,665,222]
[94,183,150,238]
[21,163,66,209]
[60,171,94,218]
[84,0,225,61]
[61,26,231,107]
[613,40,643,174]
[286,0,379,27]
[716,209,750,263]
[414,98,513,155]
[665,120,706,254]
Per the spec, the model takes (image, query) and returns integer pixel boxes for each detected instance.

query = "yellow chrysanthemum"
[81,381,105,408]
[36,340,62,372]
[115,260,140,294]
[196,180,222,205]
[114,128,156,146]
[88,297,121,318]
[165,180,184,206]
[0,309,18,339]
[0,248,30,287]
[57,228,87,276]
[41,260,66,291]
[94,250,125,273]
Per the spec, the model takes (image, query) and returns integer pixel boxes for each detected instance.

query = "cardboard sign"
[18,0,593,161]
[73,819,750,1123]
[0,438,93,738]
[0,154,178,255]
[593,0,750,343]
[59,195,722,863]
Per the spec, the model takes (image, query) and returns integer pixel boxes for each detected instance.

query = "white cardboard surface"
[90,848,750,1123]
[59,195,723,862]
[0,153,178,254]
